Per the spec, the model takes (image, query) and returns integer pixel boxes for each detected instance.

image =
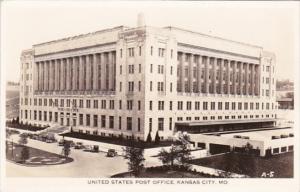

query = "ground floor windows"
[109,116,114,129]
[127,117,132,130]
[158,118,164,131]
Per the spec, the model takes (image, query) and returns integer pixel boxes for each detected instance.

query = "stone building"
[19,15,277,141]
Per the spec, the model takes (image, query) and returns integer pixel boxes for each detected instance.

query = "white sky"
[1,1,299,82]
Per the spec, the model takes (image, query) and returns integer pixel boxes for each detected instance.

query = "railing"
[34,90,116,96]
[176,92,260,98]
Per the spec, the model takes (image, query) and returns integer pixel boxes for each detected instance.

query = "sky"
[1,1,299,82]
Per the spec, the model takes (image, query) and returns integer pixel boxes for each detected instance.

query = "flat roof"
[175,119,276,126]
[221,128,293,141]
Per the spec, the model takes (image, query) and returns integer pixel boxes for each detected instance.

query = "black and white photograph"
[1,1,299,192]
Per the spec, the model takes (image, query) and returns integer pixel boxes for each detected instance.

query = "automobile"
[106,149,117,157]
[58,139,65,146]
[45,138,56,143]
[74,142,84,149]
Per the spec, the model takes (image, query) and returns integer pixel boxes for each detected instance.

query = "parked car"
[58,139,65,146]
[74,142,84,149]
[106,149,117,157]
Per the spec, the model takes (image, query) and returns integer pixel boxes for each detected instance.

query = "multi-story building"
[19,15,277,141]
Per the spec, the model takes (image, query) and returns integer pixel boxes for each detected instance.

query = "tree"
[158,145,179,168]
[20,147,30,163]
[146,132,152,143]
[123,146,145,177]
[154,131,160,144]
[62,141,71,157]
[18,133,28,145]
[16,117,19,124]
[176,143,192,170]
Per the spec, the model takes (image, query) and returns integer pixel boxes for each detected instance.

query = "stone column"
[239,62,243,95]
[69,58,73,91]
[60,59,64,91]
[226,60,230,94]
[93,54,98,90]
[197,55,202,93]
[108,52,114,91]
[79,56,84,91]
[255,65,260,96]
[245,63,249,95]
[36,62,40,91]
[189,54,193,93]
[48,61,52,91]
[54,59,59,91]
[205,56,209,93]
[180,52,185,92]
[251,64,255,95]
[41,61,45,91]
[72,57,77,91]
[233,61,237,95]
[219,59,224,94]
[66,58,70,91]
[212,58,217,94]
[101,53,106,91]
[86,55,91,90]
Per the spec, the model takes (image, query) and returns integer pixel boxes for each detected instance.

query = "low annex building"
[19,15,277,141]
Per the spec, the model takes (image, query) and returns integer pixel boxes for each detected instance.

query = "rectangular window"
[169,118,172,130]
[139,64,141,73]
[127,117,132,130]
[101,115,106,128]
[93,115,98,127]
[149,101,153,110]
[138,118,141,132]
[93,100,98,108]
[119,100,122,110]
[139,46,142,56]
[109,116,114,129]
[169,101,173,110]
[79,114,83,125]
[210,102,215,110]
[138,100,141,110]
[119,117,122,130]
[86,114,90,126]
[158,118,164,131]
[149,118,152,132]
[225,102,229,110]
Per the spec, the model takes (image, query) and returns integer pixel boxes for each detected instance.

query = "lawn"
[61,132,175,149]
[189,152,293,178]
[112,166,217,178]
[6,141,73,166]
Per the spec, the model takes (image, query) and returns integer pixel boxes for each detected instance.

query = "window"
[244,102,248,110]
[150,64,153,73]
[79,114,83,125]
[119,117,122,130]
[101,100,106,109]
[86,100,91,108]
[171,49,173,58]
[238,102,242,110]
[225,102,229,110]
[158,48,165,57]
[195,102,200,110]
[127,100,133,110]
[93,100,98,108]
[93,115,98,127]
[151,46,153,56]
[109,100,114,109]
[127,117,132,130]
[158,101,164,110]
[169,101,173,110]
[101,115,106,128]
[218,102,222,110]
[170,83,173,92]
[79,99,84,108]
[210,102,215,110]
[203,102,208,110]
[119,100,122,110]
[137,118,141,132]
[149,118,152,132]
[139,64,141,73]
[139,46,142,56]
[149,101,153,110]
[120,65,122,74]
[158,118,164,131]
[109,116,114,129]
[150,81,153,91]
[177,101,183,110]
[186,101,192,110]
[128,48,134,57]
[138,100,141,110]
[120,49,123,58]
[138,81,141,91]
[119,82,122,92]
[232,102,236,110]
[86,114,90,126]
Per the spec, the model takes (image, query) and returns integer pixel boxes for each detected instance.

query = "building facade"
[19,17,277,141]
